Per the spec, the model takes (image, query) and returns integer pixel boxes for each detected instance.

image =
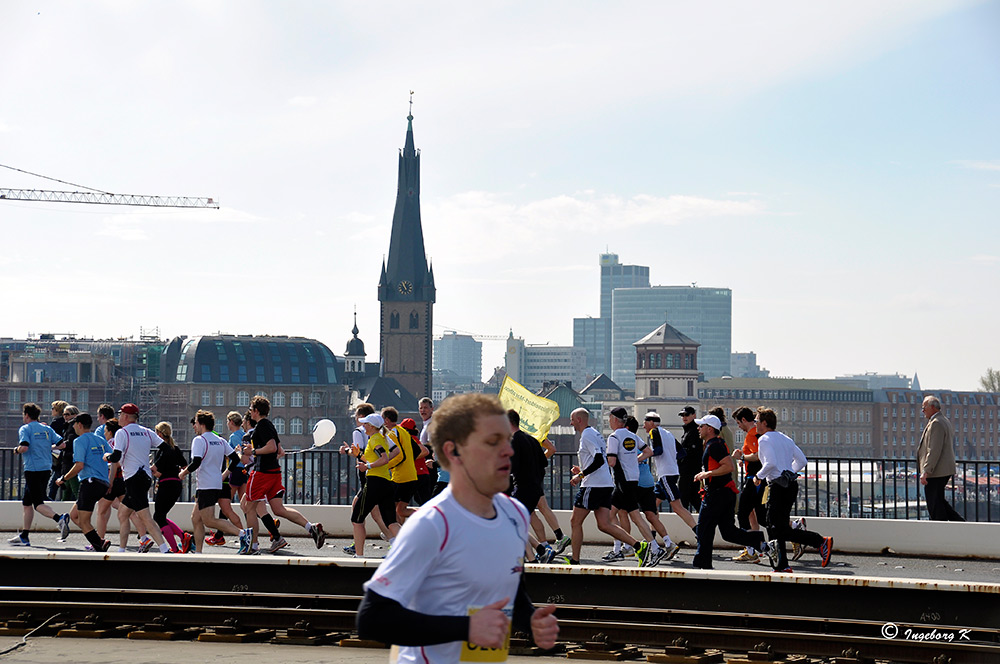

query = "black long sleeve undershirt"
[185,456,202,473]
[580,452,605,477]
[106,449,122,464]
[357,578,536,646]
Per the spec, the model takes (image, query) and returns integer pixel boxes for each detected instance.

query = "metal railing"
[1,450,997,522]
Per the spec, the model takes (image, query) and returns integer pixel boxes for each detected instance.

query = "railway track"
[0,585,997,663]
[1,552,997,663]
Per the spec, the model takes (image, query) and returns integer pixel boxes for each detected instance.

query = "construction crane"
[0,163,218,209]
[0,188,217,208]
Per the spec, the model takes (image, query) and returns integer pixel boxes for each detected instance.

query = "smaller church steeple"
[344,309,367,376]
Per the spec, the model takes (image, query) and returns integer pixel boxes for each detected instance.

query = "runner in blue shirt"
[55,412,113,551]
[10,403,71,546]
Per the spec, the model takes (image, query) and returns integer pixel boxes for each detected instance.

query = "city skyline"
[1,2,996,391]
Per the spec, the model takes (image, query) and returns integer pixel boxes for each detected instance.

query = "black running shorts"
[122,471,152,511]
[196,488,223,510]
[76,478,110,512]
[654,475,681,503]
[611,480,640,512]
[22,470,50,507]
[352,475,397,525]
[573,486,613,511]
[637,485,657,513]
[394,480,418,505]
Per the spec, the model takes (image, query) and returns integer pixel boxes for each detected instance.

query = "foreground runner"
[357,393,558,662]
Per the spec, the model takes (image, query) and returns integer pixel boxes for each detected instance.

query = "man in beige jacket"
[917,396,964,522]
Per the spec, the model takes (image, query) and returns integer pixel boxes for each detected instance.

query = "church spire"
[378,103,435,304]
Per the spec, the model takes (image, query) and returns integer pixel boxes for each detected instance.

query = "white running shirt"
[113,423,158,480]
[606,427,645,482]
[651,426,679,478]
[364,486,529,664]
[578,427,614,488]
[191,431,235,491]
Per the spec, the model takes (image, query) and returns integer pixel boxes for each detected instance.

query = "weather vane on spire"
[408,90,414,119]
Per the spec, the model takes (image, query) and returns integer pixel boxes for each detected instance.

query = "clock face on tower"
[397,280,414,295]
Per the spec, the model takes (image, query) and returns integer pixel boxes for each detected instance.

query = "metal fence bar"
[0,449,997,521]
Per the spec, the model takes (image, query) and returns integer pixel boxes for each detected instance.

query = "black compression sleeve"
[357,589,469,646]
[226,452,241,473]
[106,449,122,463]
[186,456,203,473]
[512,577,535,633]
[581,453,605,476]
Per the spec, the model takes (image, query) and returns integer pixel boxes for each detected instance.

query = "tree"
[979,368,1000,393]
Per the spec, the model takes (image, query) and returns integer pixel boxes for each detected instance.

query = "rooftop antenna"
[409,90,414,119]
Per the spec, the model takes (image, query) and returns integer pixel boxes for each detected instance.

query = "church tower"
[378,109,436,400]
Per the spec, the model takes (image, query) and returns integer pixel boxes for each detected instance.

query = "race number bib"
[461,605,512,662]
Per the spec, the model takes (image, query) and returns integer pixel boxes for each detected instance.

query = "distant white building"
[731,351,770,378]
[505,332,587,391]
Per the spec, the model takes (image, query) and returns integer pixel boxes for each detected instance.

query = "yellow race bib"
[460,606,511,662]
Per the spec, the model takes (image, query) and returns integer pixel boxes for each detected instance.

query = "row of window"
[885,406,996,421]
[889,392,994,407]
[885,420,994,434]
[638,352,695,370]
[701,389,872,402]
[198,390,326,408]
[7,388,90,411]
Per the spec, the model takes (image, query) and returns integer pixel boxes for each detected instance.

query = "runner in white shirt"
[644,411,697,533]
[357,393,558,664]
[564,408,652,567]
[103,403,171,553]
[604,407,655,562]
[179,409,245,554]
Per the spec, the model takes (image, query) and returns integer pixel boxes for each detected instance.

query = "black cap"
[678,406,696,416]
[610,407,628,420]
[69,412,93,428]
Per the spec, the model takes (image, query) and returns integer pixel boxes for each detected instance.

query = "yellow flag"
[498,376,560,442]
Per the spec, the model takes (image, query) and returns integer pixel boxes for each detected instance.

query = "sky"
[0,1,997,391]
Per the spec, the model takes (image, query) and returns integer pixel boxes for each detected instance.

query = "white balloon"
[311,419,337,447]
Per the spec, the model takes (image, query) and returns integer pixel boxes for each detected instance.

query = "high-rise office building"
[611,286,732,389]
[433,332,482,384]
[573,253,649,378]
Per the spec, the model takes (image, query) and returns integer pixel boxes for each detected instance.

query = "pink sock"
[166,519,184,541]
[160,526,178,552]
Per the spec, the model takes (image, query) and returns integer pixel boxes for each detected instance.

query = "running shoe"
[622,544,634,556]
[343,544,356,556]
[238,528,252,555]
[601,549,624,562]
[552,535,571,555]
[776,567,793,573]
[536,546,557,564]
[85,544,94,551]
[8,534,29,547]
[137,536,155,553]
[249,545,261,555]
[58,513,71,540]
[662,543,681,561]
[635,541,653,567]
[205,532,226,546]
[309,523,326,549]
[180,532,193,553]
[554,555,577,565]
[733,549,760,563]
[793,517,806,531]
[791,542,804,562]
[819,536,833,568]
[763,540,780,569]
[100,540,112,552]
[267,537,288,553]
[648,547,667,568]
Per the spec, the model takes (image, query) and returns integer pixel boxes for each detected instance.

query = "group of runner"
[9,398,326,554]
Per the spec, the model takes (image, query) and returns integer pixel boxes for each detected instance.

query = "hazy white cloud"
[950,160,1000,171]
[288,96,318,107]
[970,254,999,263]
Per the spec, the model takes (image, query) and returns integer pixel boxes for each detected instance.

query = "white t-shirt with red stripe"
[363,485,529,664]
[113,422,159,480]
